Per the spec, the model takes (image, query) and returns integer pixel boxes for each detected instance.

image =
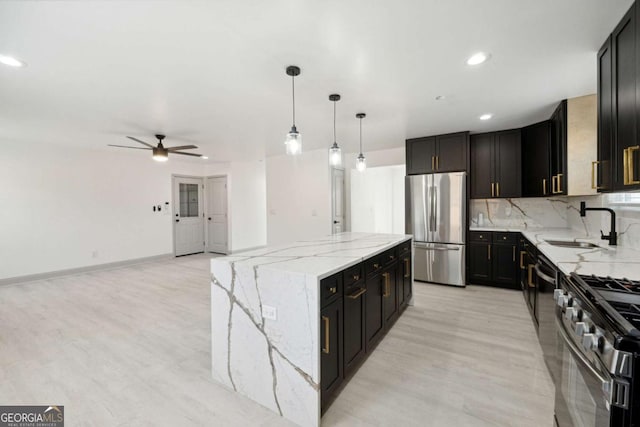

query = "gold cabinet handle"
[496,182,500,197]
[404,258,410,278]
[542,178,547,195]
[528,264,534,288]
[347,287,367,299]
[491,182,495,197]
[557,173,563,193]
[322,316,330,354]
[353,274,360,281]
[382,272,390,297]
[512,245,515,262]
[431,156,435,171]
[488,244,491,260]
[329,286,337,294]
[373,263,379,270]
[436,156,439,170]
[625,146,640,185]
[520,251,526,269]
[552,175,558,194]
[591,161,602,189]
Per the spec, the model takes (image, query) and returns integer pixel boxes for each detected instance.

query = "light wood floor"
[0,255,554,426]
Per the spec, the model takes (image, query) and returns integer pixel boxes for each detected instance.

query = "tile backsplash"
[471,193,640,250]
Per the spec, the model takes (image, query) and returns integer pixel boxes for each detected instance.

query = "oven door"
[555,310,612,427]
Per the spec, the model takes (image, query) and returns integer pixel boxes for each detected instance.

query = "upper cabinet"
[566,95,598,196]
[470,129,521,199]
[521,120,551,197]
[597,2,640,191]
[406,132,469,175]
[550,100,568,195]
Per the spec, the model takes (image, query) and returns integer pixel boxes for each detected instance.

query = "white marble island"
[210,232,412,427]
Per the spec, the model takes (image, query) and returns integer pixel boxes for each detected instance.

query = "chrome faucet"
[579,201,617,246]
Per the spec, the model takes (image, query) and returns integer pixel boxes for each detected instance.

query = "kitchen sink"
[544,240,599,248]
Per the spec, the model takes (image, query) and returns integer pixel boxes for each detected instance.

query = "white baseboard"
[229,245,266,254]
[0,253,174,286]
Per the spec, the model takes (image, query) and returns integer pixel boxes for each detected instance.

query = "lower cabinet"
[320,296,343,408]
[468,231,519,289]
[321,240,412,412]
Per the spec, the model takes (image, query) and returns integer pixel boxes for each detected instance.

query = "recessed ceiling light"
[479,113,493,121]
[466,52,490,66]
[435,95,446,101]
[201,156,209,160]
[0,54,26,68]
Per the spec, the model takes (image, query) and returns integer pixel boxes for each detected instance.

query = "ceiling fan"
[108,134,205,162]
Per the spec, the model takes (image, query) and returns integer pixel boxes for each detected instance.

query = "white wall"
[266,149,332,245]
[205,160,267,252]
[0,140,206,280]
[350,165,405,234]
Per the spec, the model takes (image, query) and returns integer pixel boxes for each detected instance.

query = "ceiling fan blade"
[108,144,152,150]
[172,151,204,157]
[167,145,198,151]
[126,136,155,148]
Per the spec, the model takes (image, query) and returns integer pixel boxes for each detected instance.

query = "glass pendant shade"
[356,153,366,172]
[329,142,342,166]
[285,126,302,155]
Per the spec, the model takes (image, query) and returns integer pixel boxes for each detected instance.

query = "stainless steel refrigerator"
[405,172,466,287]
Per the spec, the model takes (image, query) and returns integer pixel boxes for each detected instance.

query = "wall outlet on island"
[263,305,277,321]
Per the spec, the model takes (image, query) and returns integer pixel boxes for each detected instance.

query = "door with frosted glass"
[173,176,205,256]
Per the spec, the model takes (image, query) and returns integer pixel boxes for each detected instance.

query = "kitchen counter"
[210,232,412,427]
[470,226,640,278]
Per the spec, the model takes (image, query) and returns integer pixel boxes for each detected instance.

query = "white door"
[331,168,345,233]
[206,176,228,254]
[173,176,205,256]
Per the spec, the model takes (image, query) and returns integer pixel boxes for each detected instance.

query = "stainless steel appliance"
[405,172,466,287]
[535,254,560,383]
[554,273,640,427]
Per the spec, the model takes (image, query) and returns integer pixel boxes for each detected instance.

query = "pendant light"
[284,65,302,155]
[356,113,366,172]
[328,94,342,166]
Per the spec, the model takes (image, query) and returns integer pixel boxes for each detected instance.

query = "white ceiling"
[0,0,633,162]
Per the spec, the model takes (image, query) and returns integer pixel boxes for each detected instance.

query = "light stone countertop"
[470,226,640,279]
[220,232,412,280]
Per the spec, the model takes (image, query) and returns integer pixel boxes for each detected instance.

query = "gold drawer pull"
[491,182,495,197]
[347,288,367,299]
[557,173,563,193]
[496,182,500,197]
[528,264,535,288]
[373,263,379,269]
[624,146,640,185]
[328,286,337,294]
[591,161,602,189]
[520,251,526,269]
[404,258,410,278]
[322,316,330,354]
[552,175,558,194]
[353,274,360,281]
[382,272,391,297]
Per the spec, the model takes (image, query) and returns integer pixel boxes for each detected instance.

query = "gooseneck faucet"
[580,201,617,246]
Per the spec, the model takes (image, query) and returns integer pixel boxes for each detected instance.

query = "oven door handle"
[534,262,556,285]
[555,315,612,404]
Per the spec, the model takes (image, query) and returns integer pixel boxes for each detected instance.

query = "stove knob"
[575,322,588,336]
[553,289,564,302]
[557,295,569,308]
[582,333,598,351]
[564,307,577,321]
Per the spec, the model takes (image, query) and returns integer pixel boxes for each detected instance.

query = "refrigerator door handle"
[433,186,438,233]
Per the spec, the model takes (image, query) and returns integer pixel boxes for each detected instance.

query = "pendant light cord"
[359,117,363,154]
[291,75,296,127]
[333,101,337,143]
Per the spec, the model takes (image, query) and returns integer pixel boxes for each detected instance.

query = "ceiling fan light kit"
[108,134,204,161]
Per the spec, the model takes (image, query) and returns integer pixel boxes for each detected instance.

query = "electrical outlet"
[263,305,277,321]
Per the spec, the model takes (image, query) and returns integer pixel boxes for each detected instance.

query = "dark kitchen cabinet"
[399,248,412,308]
[382,266,399,326]
[406,132,469,175]
[342,280,366,378]
[597,36,614,192]
[364,269,385,350]
[470,130,521,199]
[549,100,567,195]
[596,2,640,192]
[521,121,552,197]
[320,296,343,409]
[468,231,519,289]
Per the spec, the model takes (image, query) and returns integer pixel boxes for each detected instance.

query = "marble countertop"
[214,232,412,280]
[470,226,640,279]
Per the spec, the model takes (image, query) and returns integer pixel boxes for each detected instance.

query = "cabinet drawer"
[493,232,517,244]
[365,256,384,277]
[398,241,411,256]
[320,272,342,308]
[381,248,398,267]
[470,231,491,242]
[343,263,364,290]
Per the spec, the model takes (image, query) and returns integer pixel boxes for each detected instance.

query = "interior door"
[173,176,205,256]
[331,168,345,233]
[206,176,228,254]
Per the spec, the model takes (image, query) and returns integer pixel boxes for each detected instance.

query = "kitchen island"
[210,232,412,427]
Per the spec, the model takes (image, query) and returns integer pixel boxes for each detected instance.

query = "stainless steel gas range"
[554,273,640,427]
